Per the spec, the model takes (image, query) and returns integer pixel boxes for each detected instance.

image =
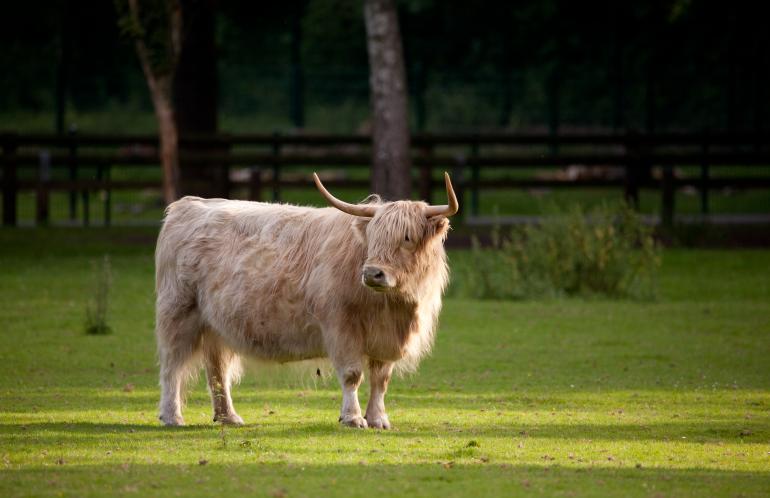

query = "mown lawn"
[1,228,769,497]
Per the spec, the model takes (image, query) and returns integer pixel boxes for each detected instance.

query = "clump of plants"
[454,203,661,300]
[85,255,113,335]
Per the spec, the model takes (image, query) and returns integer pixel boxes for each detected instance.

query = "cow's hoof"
[159,414,185,426]
[365,414,391,430]
[339,414,368,428]
[214,413,244,426]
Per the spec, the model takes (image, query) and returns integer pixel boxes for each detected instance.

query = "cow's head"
[314,172,458,295]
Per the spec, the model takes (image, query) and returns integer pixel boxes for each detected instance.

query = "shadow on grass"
[2,417,766,445]
[0,462,768,497]
[5,385,767,413]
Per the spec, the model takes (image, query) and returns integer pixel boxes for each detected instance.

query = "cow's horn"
[313,173,377,218]
[425,172,459,218]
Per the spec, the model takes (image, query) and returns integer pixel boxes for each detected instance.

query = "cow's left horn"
[313,173,377,218]
[425,172,459,218]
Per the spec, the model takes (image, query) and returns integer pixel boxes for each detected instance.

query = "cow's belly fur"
[201,294,326,362]
[192,243,326,362]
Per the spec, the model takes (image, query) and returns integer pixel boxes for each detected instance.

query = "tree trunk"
[154,90,181,205]
[364,0,411,200]
[174,0,217,134]
[126,0,182,205]
[174,0,223,198]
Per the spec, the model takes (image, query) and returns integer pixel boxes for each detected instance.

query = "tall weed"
[84,255,112,335]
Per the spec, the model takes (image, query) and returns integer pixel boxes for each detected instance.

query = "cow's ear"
[352,217,370,243]
[426,216,450,242]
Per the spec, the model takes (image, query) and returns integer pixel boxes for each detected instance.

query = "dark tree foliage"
[2,0,768,133]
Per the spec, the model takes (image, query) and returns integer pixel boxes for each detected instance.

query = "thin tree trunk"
[364,0,411,200]
[174,0,223,198]
[154,93,181,204]
[127,0,182,205]
[174,0,217,134]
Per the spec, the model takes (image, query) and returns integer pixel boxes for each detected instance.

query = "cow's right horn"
[425,172,459,218]
[313,173,377,218]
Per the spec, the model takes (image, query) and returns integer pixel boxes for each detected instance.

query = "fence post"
[418,143,433,203]
[700,136,710,215]
[82,186,90,226]
[661,164,675,229]
[2,132,18,227]
[36,150,51,226]
[249,167,262,201]
[452,154,466,218]
[623,132,640,209]
[95,163,110,226]
[79,129,89,226]
[222,136,232,199]
[103,165,111,227]
[272,131,281,202]
[470,139,480,216]
[67,127,78,221]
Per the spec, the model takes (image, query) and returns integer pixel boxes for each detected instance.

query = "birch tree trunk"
[364,0,411,200]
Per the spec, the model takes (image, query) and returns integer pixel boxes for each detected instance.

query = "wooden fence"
[2,131,769,227]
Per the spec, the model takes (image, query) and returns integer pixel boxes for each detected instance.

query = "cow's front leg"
[365,360,394,429]
[333,360,367,428]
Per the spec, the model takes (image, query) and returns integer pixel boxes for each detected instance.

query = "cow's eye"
[404,234,410,242]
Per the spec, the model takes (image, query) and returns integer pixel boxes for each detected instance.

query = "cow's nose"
[362,266,389,288]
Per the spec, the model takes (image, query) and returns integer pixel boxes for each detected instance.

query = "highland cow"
[155,172,458,429]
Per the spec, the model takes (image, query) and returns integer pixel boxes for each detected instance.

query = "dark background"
[2,0,768,134]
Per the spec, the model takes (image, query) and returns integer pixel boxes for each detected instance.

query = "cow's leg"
[157,308,202,426]
[202,331,244,425]
[331,356,367,428]
[365,360,394,429]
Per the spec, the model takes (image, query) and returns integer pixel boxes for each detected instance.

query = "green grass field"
[1,228,769,497]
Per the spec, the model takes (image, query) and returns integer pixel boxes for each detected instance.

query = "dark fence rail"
[2,131,769,228]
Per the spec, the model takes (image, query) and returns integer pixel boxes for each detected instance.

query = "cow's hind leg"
[202,330,244,425]
[157,309,203,426]
[365,360,394,429]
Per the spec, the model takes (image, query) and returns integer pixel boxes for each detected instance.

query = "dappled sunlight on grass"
[2,386,768,478]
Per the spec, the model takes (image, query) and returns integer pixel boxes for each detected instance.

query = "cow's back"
[155,196,350,360]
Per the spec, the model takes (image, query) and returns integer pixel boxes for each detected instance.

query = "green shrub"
[453,203,661,300]
[84,255,112,335]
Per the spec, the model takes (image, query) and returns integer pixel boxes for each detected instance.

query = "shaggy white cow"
[155,173,458,428]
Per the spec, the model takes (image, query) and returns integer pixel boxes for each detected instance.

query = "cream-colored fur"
[155,195,450,428]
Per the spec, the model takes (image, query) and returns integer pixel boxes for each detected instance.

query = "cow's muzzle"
[362,266,394,291]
